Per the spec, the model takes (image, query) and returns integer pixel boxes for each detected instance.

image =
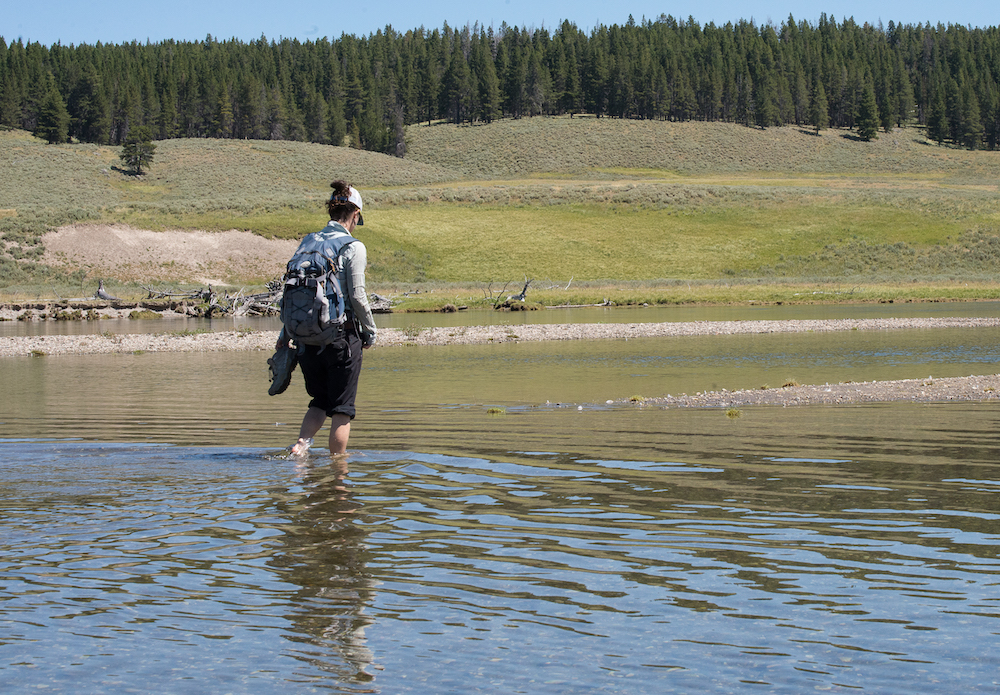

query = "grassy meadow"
[2,116,1000,309]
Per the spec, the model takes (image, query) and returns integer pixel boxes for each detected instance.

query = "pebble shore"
[4,316,1000,408]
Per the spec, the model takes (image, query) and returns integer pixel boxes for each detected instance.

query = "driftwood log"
[140,281,396,317]
[11,280,397,322]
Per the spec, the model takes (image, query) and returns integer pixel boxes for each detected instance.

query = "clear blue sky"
[3,0,995,47]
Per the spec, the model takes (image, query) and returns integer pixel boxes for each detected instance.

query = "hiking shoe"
[267,345,298,396]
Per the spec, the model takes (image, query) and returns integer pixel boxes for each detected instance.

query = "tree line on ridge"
[1,13,998,154]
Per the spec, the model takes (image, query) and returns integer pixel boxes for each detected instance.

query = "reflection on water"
[2,328,1000,692]
[2,421,1000,693]
[0,444,378,693]
[271,458,376,686]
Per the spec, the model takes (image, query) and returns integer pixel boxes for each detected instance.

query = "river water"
[2,306,999,693]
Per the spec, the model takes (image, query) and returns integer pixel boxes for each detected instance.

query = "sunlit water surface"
[2,323,1000,693]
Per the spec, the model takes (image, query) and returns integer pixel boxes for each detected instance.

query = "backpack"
[279,228,357,346]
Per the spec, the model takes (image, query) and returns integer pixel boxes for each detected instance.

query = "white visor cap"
[348,186,363,225]
[331,186,364,225]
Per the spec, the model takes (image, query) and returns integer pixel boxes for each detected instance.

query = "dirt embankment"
[41,223,297,284]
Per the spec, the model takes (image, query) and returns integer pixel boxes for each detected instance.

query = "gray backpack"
[279,229,356,346]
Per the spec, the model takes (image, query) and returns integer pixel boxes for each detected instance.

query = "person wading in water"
[276,181,377,456]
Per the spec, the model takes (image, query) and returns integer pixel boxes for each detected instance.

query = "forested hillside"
[1,14,998,155]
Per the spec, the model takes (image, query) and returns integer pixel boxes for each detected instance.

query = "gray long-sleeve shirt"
[340,237,377,345]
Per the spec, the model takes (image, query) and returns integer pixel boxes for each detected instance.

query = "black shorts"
[297,332,364,419]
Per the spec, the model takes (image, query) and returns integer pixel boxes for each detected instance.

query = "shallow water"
[2,328,1000,693]
[2,327,999,444]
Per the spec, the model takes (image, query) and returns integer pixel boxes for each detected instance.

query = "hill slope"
[0,130,460,215]
[3,119,1000,291]
[405,117,1000,181]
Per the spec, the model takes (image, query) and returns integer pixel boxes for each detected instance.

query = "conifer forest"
[2,14,998,154]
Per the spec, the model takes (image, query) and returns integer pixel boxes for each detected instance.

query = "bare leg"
[292,408,351,456]
[297,406,328,441]
[290,406,327,455]
[328,413,351,455]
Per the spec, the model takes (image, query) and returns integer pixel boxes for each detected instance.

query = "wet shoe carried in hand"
[267,345,298,396]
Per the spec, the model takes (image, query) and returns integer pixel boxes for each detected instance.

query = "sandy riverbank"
[3,316,1000,408]
[637,373,1000,408]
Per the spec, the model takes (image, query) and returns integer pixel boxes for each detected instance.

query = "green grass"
[365,200,975,282]
[4,118,1000,303]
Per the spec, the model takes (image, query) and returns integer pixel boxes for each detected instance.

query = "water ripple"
[4,402,1000,693]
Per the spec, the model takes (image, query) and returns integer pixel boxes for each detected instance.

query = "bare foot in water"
[288,437,313,457]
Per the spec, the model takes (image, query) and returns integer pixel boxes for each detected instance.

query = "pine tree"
[503,30,529,118]
[961,85,984,150]
[945,77,962,144]
[156,72,178,139]
[926,88,949,145]
[879,91,898,133]
[34,79,70,144]
[327,98,347,147]
[214,86,234,138]
[525,46,552,116]
[348,118,361,149]
[893,57,915,127]
[983,87,1000,150]
[283,92,306,142]
[471,34,501,123]
[810,80,829,134]
[856,82,879,141]
[582,40,608,117]
[754,72,778,128]
[735,70,754,127]
[4,19,1000,154]
[418,39,441,124]
[110,82,141,144]
[0,68,21,127]
[265,87,286,140]
[305,90,330,143]
[0,39,16,127]
[792,71,809,125]
[68,65,111,143]
[560,35,582,115]
[442,39,472,123]
[119,125,156,174]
